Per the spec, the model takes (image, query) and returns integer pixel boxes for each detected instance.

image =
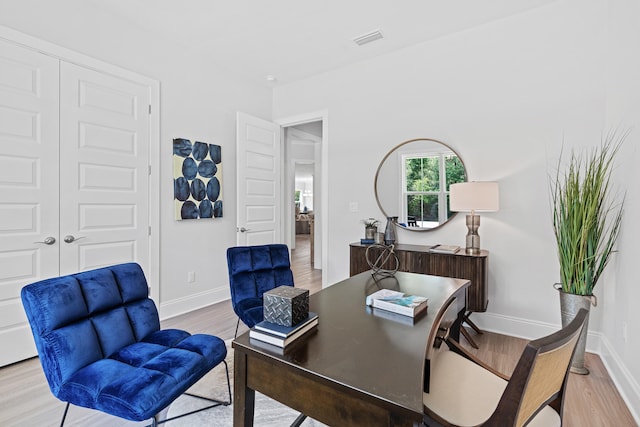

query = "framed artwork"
[173,138,223,220]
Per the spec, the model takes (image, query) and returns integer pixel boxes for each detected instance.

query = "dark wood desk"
[232,271,470,427]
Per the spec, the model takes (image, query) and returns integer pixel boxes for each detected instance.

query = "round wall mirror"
[374,138,467,231]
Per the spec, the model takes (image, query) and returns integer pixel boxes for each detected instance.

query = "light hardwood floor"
[0,235,635,426]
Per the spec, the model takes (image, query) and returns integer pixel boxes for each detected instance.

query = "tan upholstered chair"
[423,308,588,427]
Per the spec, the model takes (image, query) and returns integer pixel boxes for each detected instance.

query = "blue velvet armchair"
[227,244,295,336]
[21,262,231,426]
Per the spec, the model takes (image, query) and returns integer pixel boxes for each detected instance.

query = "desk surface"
[233,271,470,423]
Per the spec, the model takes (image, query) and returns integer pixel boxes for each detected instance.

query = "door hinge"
[148,104,151,114]
[148,226,152,236]
[148,165,152,176]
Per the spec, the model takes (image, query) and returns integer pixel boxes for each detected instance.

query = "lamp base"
[465,214,481,254]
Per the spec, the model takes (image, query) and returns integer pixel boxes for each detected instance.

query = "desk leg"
[464,311,484,335]
[233,350,255,427]
[460,326,479,349]
[461,311,482,349]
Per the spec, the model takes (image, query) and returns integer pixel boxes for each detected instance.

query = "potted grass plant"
[550,133,625,374]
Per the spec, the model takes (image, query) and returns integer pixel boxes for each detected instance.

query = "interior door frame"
[0,25,161,299]
[275,110,328,288]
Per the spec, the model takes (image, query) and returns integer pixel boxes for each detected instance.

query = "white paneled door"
[0,40,151,366]
[0,39,60,366]
[59,62,150,274]
[236,112,282,246]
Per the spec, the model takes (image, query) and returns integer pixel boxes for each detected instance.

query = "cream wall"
[273,0,638,416]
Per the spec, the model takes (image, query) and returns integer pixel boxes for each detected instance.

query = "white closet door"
[59,63,150,275]
[0,40,60,366]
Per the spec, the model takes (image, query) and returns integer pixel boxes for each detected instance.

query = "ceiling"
[0,0,556,86]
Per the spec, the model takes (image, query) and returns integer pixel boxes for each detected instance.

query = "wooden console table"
[350,242,489,347]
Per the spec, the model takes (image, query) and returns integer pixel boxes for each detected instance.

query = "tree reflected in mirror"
[375,138,467,231]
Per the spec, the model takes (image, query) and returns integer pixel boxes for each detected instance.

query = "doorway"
[283,122,322,272]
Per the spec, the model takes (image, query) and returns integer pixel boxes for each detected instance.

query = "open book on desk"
[366,289,428,318]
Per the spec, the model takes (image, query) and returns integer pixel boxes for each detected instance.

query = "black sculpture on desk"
[365,243,399,278]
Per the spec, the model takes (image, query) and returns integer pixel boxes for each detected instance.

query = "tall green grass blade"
[550,131,626,295]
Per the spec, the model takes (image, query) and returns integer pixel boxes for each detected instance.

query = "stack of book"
[249,312,319,348]
[429,244,460,254]
[366,289,428,318]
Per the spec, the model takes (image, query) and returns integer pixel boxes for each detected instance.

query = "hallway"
[291,234,322,294]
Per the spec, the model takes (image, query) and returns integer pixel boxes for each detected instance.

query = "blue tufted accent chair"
[21,262,231,426]
[226,244,295,337]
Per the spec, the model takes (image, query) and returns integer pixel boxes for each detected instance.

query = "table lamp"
[450,182,499,254]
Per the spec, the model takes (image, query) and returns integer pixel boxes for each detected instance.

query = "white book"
[369,306,416,325]
[365,288,405,306]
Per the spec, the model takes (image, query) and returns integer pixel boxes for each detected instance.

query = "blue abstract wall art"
[173,138,223,220]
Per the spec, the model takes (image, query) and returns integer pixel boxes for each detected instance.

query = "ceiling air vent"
[353,30,384,46]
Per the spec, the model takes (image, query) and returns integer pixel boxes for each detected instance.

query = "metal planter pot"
[555,283,597,375]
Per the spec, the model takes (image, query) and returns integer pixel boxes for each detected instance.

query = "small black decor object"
[384,216,397,245]
[264,286,309,327]
[365,243,400,278]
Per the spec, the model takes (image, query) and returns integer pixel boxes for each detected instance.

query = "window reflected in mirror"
[375,138,467,231]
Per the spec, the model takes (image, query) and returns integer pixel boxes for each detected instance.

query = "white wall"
[602,0,640,414]
[274,0,639,415]
[275,0,606,303]
[2,0,638,416]
[157,56,272,315]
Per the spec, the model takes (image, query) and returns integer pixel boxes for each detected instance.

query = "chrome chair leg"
[158,360,232,425]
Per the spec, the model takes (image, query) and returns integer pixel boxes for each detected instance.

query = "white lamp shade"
[450,182,499,212]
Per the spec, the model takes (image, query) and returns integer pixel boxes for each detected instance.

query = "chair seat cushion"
[57,331,226,422]
[234,297,265,328]
[423,349,560,427]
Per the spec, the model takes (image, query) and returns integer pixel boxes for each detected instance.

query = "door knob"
[64,235,85,243]
[35,236,56,245]
[238,227,250,233]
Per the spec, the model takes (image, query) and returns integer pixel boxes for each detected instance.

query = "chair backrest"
[226,244,294,307]
[487,308,588,426]
[20,263,160,397]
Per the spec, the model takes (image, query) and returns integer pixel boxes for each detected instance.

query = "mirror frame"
[374,138,467,232]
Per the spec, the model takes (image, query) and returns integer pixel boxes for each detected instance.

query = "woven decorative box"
[263,286,309,327]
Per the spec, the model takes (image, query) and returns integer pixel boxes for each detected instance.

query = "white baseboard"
[158,287,230,321]
[473,312,639,424]
[471,311,605,351]
[599,335,640,422]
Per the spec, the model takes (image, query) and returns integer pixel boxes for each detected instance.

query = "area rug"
[166,341,328,426]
